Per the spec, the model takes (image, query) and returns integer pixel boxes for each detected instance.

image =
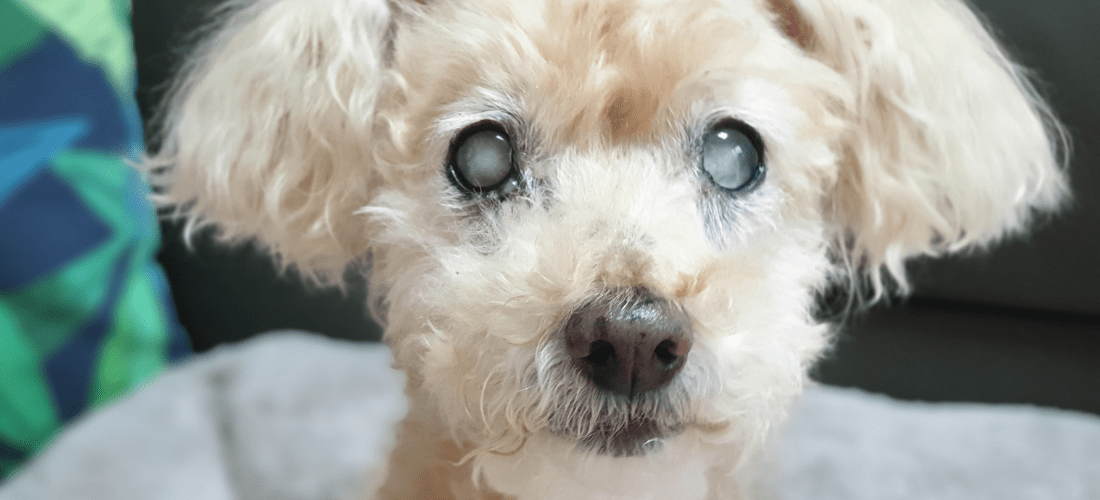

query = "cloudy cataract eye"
[702,122,763,191]
[449,124,519,196]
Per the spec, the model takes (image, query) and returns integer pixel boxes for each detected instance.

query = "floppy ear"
[147,0,394,281]
[769,0,1068,293]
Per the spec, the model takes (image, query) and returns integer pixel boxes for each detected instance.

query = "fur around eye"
[448,124,518,195]
[701,120,765,192]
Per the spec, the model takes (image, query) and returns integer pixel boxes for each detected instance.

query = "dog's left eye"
[701,120,765,192]
[448,123,519,196]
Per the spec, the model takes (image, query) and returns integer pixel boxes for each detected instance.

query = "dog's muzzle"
[545,287,695,456]
[563,287,692,399]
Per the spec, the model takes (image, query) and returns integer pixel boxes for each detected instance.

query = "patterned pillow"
[0,0,190,477]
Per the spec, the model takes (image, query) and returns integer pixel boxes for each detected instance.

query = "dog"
[147,0,1068,498]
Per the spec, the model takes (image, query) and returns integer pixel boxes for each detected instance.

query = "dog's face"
[378,0,838,457]
[153,0,1066,495]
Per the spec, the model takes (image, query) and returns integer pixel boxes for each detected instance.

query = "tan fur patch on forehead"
[604,79,661,140]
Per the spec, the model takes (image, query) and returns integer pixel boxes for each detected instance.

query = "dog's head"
[151,0,1065,492]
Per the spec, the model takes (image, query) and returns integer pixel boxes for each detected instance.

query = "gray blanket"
[2,333,1097,500]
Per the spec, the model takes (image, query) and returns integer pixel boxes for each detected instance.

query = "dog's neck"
[373,398,507,500]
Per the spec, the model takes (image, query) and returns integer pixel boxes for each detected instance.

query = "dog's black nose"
[563,287,692,398]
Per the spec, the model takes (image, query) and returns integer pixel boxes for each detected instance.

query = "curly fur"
[147,0,1067,498]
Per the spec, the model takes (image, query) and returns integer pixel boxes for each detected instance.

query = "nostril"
[585,340,617,367]
[653,339,682,366]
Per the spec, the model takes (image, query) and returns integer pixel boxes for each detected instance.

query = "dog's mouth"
[547,403,686,457]
[574,417,684,457]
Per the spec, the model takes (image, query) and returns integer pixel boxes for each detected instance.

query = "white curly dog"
[148,0,1067,498]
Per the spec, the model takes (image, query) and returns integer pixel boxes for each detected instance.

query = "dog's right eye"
[447,124,519,196]
[701,120,765,193]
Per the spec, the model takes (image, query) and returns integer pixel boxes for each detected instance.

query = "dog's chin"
[543,381,691,457]
[575,418,684,457]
